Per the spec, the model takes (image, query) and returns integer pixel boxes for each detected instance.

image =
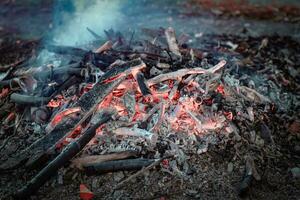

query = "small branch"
[165,27,182,59]
[148,60,226,86]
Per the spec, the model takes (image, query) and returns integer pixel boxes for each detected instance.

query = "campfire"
[0,6,299,197]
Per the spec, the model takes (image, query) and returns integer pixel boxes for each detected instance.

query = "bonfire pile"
[0,27,273,198]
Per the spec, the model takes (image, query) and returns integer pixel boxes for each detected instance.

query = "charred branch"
[13,113,111,199]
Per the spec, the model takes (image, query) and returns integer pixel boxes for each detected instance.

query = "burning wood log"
[25,78,125,169]
[13,112,112,199]
[148,60,226,86]
[77,58,146,112]
[0,59,147,171]
[0,77,123,170]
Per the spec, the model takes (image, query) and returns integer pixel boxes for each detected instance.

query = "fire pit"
[0,1,299,199]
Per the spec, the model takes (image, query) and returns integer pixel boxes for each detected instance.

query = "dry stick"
[165,27,182,59]
[113,156,172,190]
[148,60,226,86]
[13,113,112,199]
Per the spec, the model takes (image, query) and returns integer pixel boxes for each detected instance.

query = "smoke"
[51,0,123,46]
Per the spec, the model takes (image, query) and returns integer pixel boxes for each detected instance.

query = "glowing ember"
[52,59,228,148]
[46,107,81,133]
[216,84,225,96]
[47,95,66,108]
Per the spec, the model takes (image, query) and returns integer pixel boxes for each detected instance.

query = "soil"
[0,1,299,200]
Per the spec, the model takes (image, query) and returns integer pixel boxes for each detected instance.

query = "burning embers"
[2,26,245,198]
[48,58,227,149]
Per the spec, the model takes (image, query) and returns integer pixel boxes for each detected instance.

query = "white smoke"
[52,0,123,46]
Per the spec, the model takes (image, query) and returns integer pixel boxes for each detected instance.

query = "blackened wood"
[13,113,111,199]
[0,79,16,88]
[76,58,146,112]
[84,158,155,175]
[0,59,146,171]
[135,71,151,96]
[46,45,88,57]
[10,93,51,106]
[0,79,121,170]
[48,76,81,99]
[38,66,82,79]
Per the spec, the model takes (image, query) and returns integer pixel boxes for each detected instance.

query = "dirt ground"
[0,1,299,200]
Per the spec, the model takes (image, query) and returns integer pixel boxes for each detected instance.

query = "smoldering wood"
[77,58,146,112]
[84,158,156,175]
[27,61,146,165]
[0,78,123,170]
[13,113,111,199]
[48,76,81,99]
[24,78,125,170]
[0,59,147,171]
